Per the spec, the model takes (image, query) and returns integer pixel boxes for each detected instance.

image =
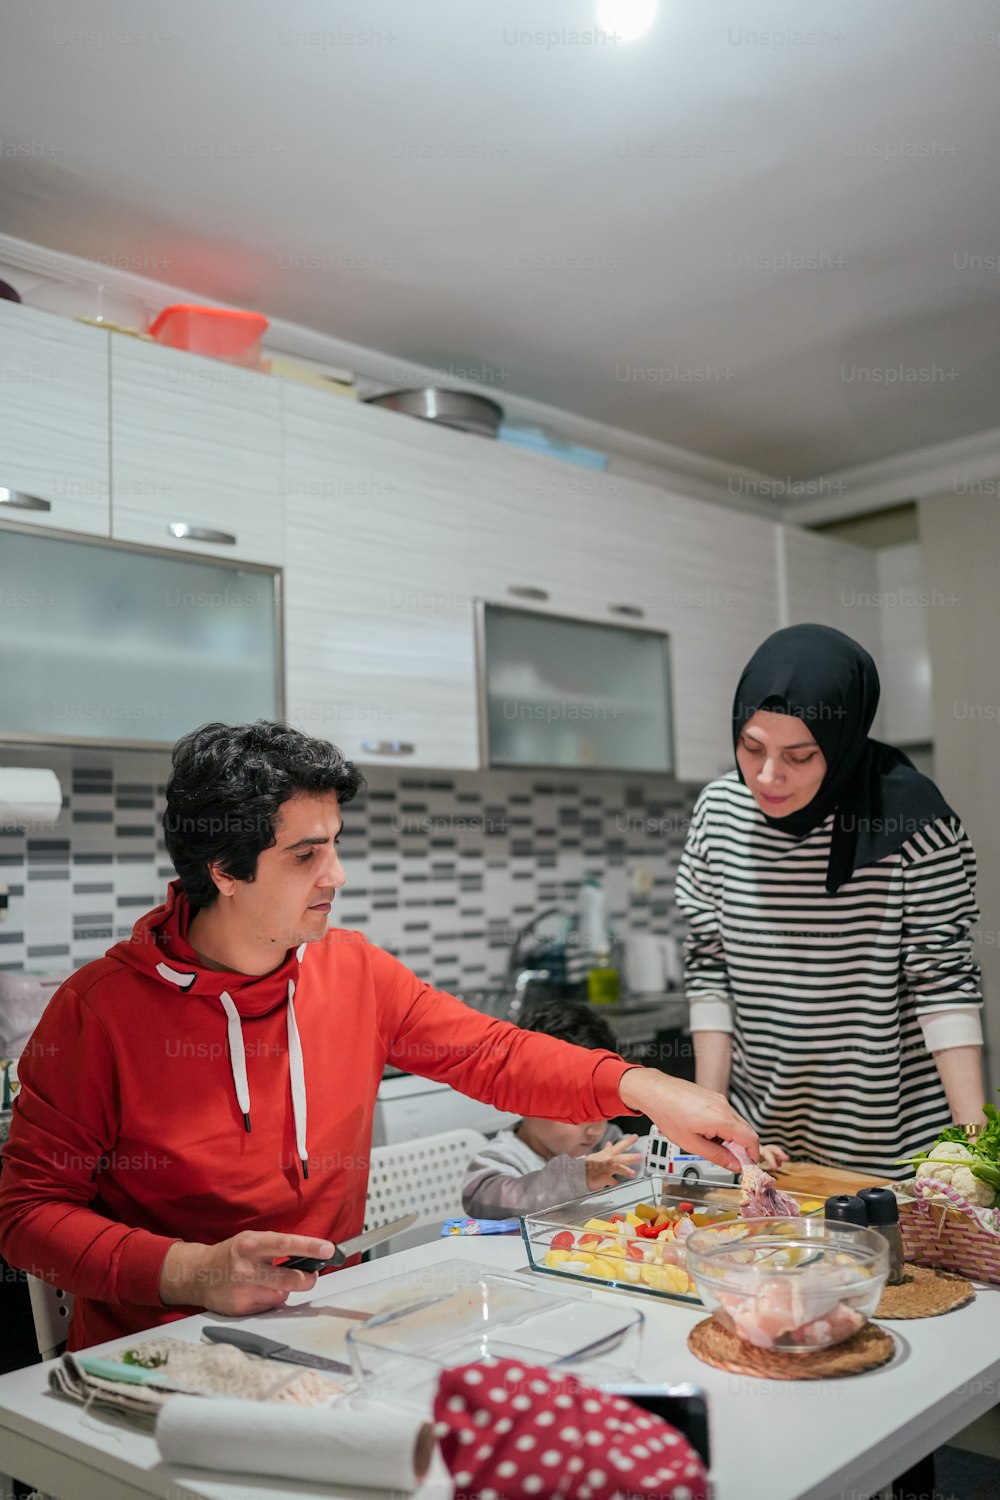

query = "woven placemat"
[875,1263,975,1319]
[687,1317,895,1380]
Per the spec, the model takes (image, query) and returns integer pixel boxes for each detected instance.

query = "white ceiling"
[2,0,1000,479]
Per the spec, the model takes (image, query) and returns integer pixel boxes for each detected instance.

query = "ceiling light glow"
[597,0,657,42]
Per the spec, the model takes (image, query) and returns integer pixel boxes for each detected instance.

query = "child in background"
[462,1001,645,1219]
[461,999,791,1220]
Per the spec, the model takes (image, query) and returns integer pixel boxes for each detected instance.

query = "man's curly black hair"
[163,721,366,909]
[516,996,617,1054]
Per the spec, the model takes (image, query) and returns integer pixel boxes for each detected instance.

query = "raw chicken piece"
[719,1267,865,1350]
[724,1140,800,1217]
[791,1304,865,1348]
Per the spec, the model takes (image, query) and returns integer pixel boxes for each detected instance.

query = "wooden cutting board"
[773,1161,890,1198]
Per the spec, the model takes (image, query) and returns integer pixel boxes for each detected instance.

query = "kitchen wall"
[0,740,700,991]
[919,493,1000,1092]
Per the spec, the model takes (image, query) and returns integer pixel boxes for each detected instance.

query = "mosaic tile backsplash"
[0,742,700,993]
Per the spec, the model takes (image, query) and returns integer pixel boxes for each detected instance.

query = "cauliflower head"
[916,1143,995,1206]
[919,1142,972,1166]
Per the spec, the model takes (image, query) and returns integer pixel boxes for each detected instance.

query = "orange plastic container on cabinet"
[148,304,268,367]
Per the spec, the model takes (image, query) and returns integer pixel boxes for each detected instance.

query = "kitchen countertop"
[1,1226,998,1500]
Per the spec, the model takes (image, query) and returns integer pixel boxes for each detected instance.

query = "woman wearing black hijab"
[675,623,985,1176]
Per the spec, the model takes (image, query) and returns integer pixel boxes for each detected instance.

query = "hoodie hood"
[110,879,302,1017]
[109,880,310,1175]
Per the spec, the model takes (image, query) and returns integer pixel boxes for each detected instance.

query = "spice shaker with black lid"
[823,1194,868,1227]
[858,1187,905,1285]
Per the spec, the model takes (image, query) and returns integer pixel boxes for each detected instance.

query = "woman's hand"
[158,1231,336,1315]
[585,1133,643,1192]
[617,1068,759,1171]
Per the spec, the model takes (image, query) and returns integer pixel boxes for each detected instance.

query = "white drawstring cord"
[286,979,309,1178]
[159,954,309,1173]
[219,990,252,1133]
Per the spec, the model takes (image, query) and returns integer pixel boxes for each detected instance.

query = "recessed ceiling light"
[597,0,657,42]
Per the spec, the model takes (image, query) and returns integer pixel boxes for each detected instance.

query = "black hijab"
[732,624,956,894]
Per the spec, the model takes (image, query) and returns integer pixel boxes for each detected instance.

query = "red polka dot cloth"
[432,1358,708,1500]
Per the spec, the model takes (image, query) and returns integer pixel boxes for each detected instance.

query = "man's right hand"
[158,1231,337,1315]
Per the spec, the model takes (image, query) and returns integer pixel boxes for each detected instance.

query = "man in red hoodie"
[0,721,757,1350]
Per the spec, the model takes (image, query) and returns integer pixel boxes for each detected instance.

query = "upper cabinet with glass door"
[0,526,281,748]
[479,603,673,773]
[0,302,111,537]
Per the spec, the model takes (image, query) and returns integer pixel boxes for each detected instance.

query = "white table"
[1,1236,999,1500]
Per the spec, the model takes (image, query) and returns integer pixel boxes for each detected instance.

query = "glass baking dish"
[346,1259,645,1400]
[520,1175,825,1306]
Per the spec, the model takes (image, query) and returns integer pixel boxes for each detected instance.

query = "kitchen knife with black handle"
[279,1211,418,1271]
[202,1325,353,1375]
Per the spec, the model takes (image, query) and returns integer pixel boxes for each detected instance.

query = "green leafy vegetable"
[897,1093,1000,1206]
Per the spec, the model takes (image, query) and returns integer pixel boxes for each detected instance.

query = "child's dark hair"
[516,997,618,1053]
[163,720,366,909]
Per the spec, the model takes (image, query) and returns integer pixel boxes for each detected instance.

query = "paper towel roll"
[623,934,665,993]
[0,769,62,828]
[155,1394,434,1491]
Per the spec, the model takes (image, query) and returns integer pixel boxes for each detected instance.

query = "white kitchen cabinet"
[780,525,880,648]
[876,541,933,745]
[481,602,674,773]
[343,418,781,783]
[281,386,479,767]
[281,390,784,779]
[110,338,282,564]
[494,470,783,782]
[634,493,781,782]
[0,302,110,537]
[779,524,884,735]
[280,394,629,611]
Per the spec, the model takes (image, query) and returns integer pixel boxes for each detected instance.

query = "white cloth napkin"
[155,1393,433,1491]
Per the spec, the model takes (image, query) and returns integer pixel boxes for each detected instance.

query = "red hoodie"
[0,883,637,1350]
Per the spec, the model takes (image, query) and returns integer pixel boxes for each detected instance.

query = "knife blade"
[280,1211,419,1271]
[202,1324,352,1375]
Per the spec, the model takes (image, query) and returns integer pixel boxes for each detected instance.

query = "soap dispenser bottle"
[579,878,620,1005]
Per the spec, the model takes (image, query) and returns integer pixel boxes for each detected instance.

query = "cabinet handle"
[168,522,237,546]
[361,740,415,756]
[609,603,645,619]
[0,489,51,513]
[508,585,549,601]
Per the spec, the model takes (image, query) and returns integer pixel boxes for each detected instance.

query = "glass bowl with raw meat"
[685,1218,889,1353]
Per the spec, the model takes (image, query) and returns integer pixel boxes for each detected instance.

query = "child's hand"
[584,1134,643,1192]
[760,1143,790,1173]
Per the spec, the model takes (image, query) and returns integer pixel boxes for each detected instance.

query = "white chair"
[27,1274,74,1362]
[363,1128,489,1255]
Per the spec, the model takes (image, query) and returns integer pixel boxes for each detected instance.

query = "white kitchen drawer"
[0,303,110,537]
[110,338,282,564]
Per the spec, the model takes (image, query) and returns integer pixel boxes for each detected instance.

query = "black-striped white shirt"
[675,773,983,1177]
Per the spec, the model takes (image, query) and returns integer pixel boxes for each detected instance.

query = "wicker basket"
[896,1176,1000,1285]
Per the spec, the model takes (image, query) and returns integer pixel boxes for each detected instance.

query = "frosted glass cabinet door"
[0,528,280,746]
[481,604,673,772]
